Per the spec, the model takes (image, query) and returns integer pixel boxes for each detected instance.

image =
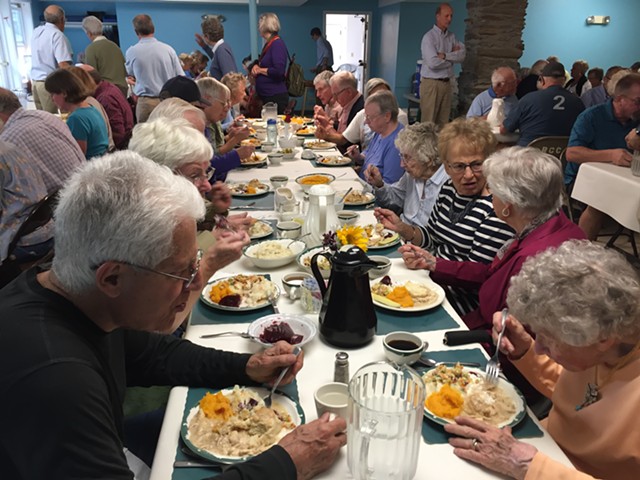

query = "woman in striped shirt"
[375,117,514,314]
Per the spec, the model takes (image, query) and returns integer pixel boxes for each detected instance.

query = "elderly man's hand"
[625,128,640,151]
[237,145,256,160]
[202,231,249,276]
[609,148,632,167]
[228,125,251,142]
[491,311,533,360]
[245,341,304,385]
[445,416,537,480]
[278,413,347,480]
[364,165,384,188]
[209,182,232,213]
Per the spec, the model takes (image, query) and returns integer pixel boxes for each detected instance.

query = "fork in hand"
[485,308,508,385]
[263,346,302,408]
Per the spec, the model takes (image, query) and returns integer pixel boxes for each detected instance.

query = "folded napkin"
[417,348,543,444]
[171,382,301,480]
[376,304,459,334]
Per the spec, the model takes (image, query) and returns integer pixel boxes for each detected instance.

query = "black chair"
[0,191,58,288]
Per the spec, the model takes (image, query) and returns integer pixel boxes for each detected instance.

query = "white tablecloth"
[149,149,572,480]
[571,162,640,233]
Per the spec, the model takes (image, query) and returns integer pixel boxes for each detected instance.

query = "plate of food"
[249,220,274,239]
[364,223,400,249]
[421,364,526,428]
[182,385,304,464]
[316,155,352,167]
[296,126,317,136]
[240,138,262,148]
[344,190,375,206]
[201,274,279,311]
[306,140,336,150]
[240,153,268,166]
[229,179,270,197]
[290,116,313,125]
[370,274,445,311]
[297,246,332,279]
[248,313,318,347]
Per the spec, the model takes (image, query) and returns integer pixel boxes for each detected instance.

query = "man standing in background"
[82,15,128,98]
[30,5,72,113]
[195,16,237,80]
[125,14,184,123]
[419,2,465,125]
[310,27,333,74]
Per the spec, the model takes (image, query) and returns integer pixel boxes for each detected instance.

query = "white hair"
[313,70,333,88]
[148,97,206,127]
[329,71,358,91]
[490,67,516,87]
[128,118,213,170]
[508,240,640,346]
[258,12,280,35]
[52,151,205,294]
[196,77,230,101]
[82,15,103,35]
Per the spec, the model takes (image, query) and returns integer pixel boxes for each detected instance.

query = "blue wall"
[521,0,640,70]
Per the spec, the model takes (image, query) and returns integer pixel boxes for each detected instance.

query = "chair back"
[7,191,58,257]
[527,136,569,160]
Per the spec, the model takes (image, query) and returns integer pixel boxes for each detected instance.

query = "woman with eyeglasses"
[376,117,513,315]
[347,90,405,183]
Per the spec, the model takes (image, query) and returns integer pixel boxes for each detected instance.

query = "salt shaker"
[334,351,350,384]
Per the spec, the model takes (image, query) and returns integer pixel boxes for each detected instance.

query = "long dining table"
[149,142,572,480]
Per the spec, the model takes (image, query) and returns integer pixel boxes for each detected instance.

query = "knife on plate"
[173,460,222,469]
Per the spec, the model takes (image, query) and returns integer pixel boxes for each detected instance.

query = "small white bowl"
[295,137,305,147]
[261,141,275,152]
[297,246,332,279]
[383,331,426,365]
[337,210,360,226]
[248,313,318,347]
[270,175,289,189]
[268,153,283,165]
[368,255,391,279]
[278,136,297,149]
[243,239,306,269]
[279,149,296,160]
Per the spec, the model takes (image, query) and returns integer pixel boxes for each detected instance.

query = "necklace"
[447,195,479,224]
[575,341,640,411]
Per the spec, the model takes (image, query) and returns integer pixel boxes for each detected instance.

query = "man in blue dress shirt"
[310,27,333,74]
[467,66,518,119]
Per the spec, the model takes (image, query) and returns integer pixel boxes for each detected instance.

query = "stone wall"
[458,0,529,114]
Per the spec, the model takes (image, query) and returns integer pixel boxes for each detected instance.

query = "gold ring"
[472,438,480,451]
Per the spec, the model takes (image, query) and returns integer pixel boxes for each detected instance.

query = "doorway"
[0,0,32,100]
[324,12,370,92]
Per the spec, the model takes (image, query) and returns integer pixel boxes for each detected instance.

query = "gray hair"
[395,122,440,168]
[128,118,213,170]
[484,146,562,219]
[364,77,391,99]
[148,97,207,130]
[196,77,230,102]
[52,151,204,294]
[530,59,548,76]
[221,72,246,92]
[313,70,333,88]
[81,15,103,35]
[507,240,640,346]
[491,67,516,87]
[44,5,64,24]
[330,71,357,92]
[365,90,399,123]
[258,13,280,35]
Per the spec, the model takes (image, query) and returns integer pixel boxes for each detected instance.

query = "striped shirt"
[417,180,514,314]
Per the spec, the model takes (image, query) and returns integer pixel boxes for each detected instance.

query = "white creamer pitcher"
[261,102,278,121]
[347,361,426,480]
[301,184,339,247]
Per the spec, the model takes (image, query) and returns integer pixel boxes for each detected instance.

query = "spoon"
[337,187,353,204]
[287,233,311,247]
[263,346,302,408]
[200,331,257,340]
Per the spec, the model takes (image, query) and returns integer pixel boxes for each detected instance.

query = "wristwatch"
[635,126,640,136]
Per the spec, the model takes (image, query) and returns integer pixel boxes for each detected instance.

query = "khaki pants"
[135,97,161,123]
[32,80,58,114]
[420,78,452,126]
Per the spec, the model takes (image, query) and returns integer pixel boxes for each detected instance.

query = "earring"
[501,207,510,217]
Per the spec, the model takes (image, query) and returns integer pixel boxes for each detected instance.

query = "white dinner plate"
[306,140,336,150]
[240,153,268,166]
[200,275,279,311]
[316,156,352,167]
[370,277,445,312]
[422,367,526,428]
[367,230,400,249]
[344,192,375,206]
[181,386,305,464]
[229,182,270,197]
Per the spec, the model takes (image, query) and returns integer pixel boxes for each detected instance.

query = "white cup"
[314,382,349,419]
[382,332,426,365]
[276,221,302,239]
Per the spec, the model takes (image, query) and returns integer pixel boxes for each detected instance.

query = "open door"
[324,12,370,92]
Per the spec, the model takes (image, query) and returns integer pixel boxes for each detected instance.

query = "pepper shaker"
[334,351,350,384]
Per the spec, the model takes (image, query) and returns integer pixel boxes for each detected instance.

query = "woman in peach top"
[444,240,640,480]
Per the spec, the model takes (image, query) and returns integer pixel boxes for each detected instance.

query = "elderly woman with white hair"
[346,90,405,183]
[445,240,640,480]
[368,122,448,225]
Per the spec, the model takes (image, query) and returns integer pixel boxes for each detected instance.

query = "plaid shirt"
[0,109,85,194]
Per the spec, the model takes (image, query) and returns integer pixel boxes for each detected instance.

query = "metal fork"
[485,308,508,385]
[263,346,301,408]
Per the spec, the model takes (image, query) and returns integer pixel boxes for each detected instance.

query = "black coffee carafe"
[310,246,378,348]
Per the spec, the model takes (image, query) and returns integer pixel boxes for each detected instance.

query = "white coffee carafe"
[302,185,340,247]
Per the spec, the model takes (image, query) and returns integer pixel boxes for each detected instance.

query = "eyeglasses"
[399,152,414,163]
[125,249,203,290]
[622,95,640,106]
[177,166,215,184]
[213,97,232,108]
[332,87,349,98]
[448,161,484,173]
[364,112,383,122]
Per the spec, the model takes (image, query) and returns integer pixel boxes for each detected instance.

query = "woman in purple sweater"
[251,12,289,113]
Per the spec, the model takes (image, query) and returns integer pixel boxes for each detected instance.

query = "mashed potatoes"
[188,386,296,458]
[251,241,293,259]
